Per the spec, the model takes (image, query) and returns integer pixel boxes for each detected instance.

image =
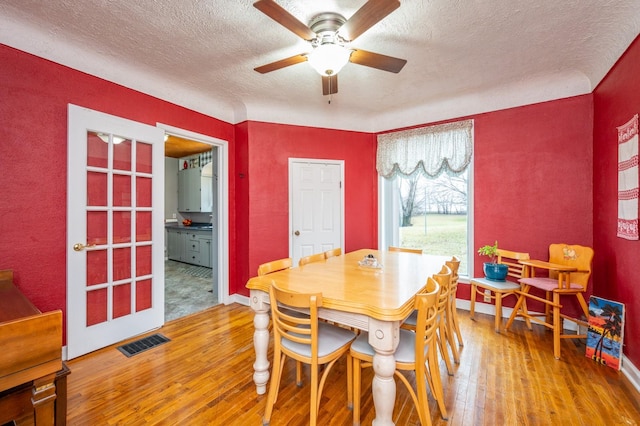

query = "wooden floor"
[63,303,640,425]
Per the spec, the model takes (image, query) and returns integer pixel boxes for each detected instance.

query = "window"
[377,120,474,277]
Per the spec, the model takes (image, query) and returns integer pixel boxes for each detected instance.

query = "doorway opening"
[163,132,224,321]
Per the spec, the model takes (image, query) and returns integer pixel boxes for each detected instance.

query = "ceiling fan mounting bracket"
[309,12,346,35]
[309,12,348,48]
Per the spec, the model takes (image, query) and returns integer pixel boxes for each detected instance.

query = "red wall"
[471,95,594,317]
[234,121,378,296]
[0,44,236,339]
[474,94,594,255]
[3,35,637,366]
[380,96,594,316]
[593,35,640,366]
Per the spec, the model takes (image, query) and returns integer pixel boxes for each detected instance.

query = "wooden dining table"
[246,248,449,426]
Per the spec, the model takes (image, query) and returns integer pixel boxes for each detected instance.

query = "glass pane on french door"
[85,131,154,327]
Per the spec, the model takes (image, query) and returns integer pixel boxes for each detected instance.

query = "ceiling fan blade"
[253,0,317,41]
[349,49,407,73]
[338,0,400,41]
[254,54,308,74]
[322,75,338,95]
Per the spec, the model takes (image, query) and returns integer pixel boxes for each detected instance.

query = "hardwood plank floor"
[63,303,640,425]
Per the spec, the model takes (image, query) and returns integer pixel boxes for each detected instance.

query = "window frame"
[377,151,475,280]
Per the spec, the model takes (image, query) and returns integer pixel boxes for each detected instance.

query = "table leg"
[495,292,503,333]
[470,282,477,320]
[250,291,271,395]
[368,318,400,426]
[372,352,396,426]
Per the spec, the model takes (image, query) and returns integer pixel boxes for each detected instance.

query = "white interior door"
[67,104,165,359]
[289,159,344,265]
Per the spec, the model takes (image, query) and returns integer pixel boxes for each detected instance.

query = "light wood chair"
[402,265,454,387]
[389,246,423,254]
[506,244,594,359]
[469,249,530,333]
[432,265,455,378]
[350,277,442,426]
[323,247,342,259]
[263,284,356,426]
[445,256,463,349]
[298,252,326,267]
[257,258,292,276]
[258,257,306,383]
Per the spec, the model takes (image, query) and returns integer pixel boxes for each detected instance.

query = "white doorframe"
[157,123,230,305]
[288,158,345,263]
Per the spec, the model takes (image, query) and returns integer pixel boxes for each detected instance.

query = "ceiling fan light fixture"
[307,43,351,77]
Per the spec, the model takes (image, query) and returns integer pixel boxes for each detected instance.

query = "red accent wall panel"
[3,32,638,367]
[593,34,640,366]
[236,121,378,297]
[233,121,250,296]
[0,44,234,343]
[472,95,594,315]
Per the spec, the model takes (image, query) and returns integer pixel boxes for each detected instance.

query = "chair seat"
[470,277,521,292]
[403,310,418,327]
[351,330,423,364]
[520,277,583,291]
[282,322,356,358]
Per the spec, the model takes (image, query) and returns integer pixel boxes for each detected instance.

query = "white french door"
[67,104,165,359]
[289,159,344,265]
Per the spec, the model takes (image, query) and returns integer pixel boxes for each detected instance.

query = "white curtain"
[376,120,473,178]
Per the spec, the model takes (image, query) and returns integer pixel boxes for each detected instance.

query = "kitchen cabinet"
[178,164,213,213]
[185,233,202,265]
[167,227,212,268]
[178,167,203,212]
[200,235,212,268]
[167,228,185,261]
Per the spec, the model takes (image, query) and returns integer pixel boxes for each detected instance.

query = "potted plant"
[478,241,508,281]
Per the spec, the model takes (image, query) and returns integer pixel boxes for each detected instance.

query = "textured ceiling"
[1,0,639,132]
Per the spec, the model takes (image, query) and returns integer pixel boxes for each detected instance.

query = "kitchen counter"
[165,223,212,231]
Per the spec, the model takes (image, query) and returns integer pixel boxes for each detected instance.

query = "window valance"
[376,119,473,178]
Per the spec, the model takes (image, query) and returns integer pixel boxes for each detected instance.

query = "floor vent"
[117,333,170,357]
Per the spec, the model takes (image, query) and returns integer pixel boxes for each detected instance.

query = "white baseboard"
[622,354,640,393]
[455,298,524,322]
[229,293,250,306]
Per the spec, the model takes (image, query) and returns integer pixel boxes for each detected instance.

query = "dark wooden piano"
[0,269,68,425]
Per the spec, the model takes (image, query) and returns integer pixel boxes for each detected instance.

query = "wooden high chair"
[505,244,594,359]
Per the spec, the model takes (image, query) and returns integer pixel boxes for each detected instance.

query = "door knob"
[294,230,300,236]
[73,243,96,252]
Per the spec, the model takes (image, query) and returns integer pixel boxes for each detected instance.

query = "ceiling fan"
[253,0,407,96]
